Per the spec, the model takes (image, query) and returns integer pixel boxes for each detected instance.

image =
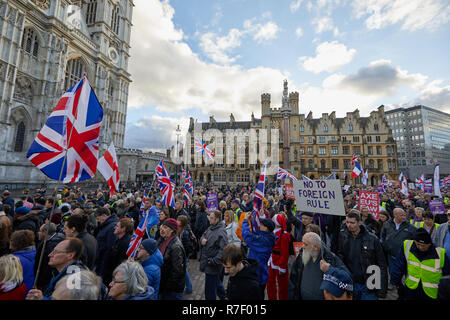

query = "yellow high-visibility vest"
[403,240,445,299]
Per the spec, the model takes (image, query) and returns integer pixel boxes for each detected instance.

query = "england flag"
[97,142,119,196]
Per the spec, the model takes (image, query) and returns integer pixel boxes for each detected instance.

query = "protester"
[135,239,163,299]
[223,210,241,247]
[338,210,388,300]
[102,217,133,285]
[155,206,169,241]
[194,200,209,242]
[433,210,450,256]
[381,207,416,271]
[390,228,450,300]
[0,254,27,300]
[267,213,291,300]
[34,222,65,291]
[421,212,439,240]
[241,212,276,298]
[157,218,186,300]
[199,210,228,300]
[10,230,36,293]
[51,270,102,300]
[231,199,243,222]
[94,207,118,277]
[64,214,97,270]
[289,232,349,300]
[378,210,390,232]
[320,266,354,300]
[0,204,12,256]
[13,204,39,238]
[108,260,154,300]
[173,200,188,219]
[222,243,262,300]
[410,207,425,227]
[177,214,193,294]
[26,238,86,300]
[360,205,380,236]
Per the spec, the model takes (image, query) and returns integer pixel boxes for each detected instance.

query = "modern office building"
[385,105,450,179]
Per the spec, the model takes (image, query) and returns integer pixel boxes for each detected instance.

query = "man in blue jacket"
[136,238,164,299]
[241,212,276,299]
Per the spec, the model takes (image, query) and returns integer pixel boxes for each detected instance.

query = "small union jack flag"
[155,159,175,208]
[27,76,103,183]
[277,167,298,181]
[253,163,267,232]
[126,209,150,258]
[194,138,215,161]
[415,174,425,190]
[351,154,358,167]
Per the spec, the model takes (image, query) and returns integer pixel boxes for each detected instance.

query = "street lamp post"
[176,125,181,185]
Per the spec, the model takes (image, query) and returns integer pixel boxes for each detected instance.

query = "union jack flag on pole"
[155,159,175,208]
[277,167,298,181]
[252,163,267,232]
[415,174,425,191]
[182,167,193,207]
[97,142,119,197]
[27,76,103,183]
[194,138,215,161]
[126,210,150,258]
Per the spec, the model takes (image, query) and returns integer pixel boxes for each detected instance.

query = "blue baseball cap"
[320,267,353,298]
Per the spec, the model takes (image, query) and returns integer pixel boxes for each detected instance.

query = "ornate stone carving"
[13,76,33,105]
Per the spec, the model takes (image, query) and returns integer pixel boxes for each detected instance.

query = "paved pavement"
[182,256,398,300]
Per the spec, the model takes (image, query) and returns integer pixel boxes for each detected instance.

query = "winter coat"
[0,212,12,256]
[288,243,349,300]
[173,208,188,220]
[199,221,228,275]
[226,259,263,300]
[241,219,276,285]
[13,246,36,292]
[102,233,131,285]
[179,227,193,257]
[0,282,27,300]
[2,196,15,209]
[141,249,163,300]
[225,221,241,247]
[13,212,39,236]
[194,210,209,239]
[157,235,186,294]
[123,286,155,300]
[95,215,119,276]
[380,219,416,257]
[390,241,450,300]
[77,231,98,270]
[126,206,140,229]
[433,222,449,248]
[338,224,388,297]
[363,214,381,237]
[34,232,65,291]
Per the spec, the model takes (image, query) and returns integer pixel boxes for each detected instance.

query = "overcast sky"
[124,0,450,152]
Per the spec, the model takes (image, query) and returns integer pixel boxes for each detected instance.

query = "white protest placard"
[293,180,346,216]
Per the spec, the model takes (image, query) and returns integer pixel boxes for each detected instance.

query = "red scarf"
[160,235,176,256]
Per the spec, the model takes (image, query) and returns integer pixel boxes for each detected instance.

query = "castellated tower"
[289,92,299,114]
[261,93,271,116]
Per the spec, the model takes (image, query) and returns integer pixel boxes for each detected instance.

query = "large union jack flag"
[252,163,267,232]
[194,138,215,161]
[27,76,103,183]
[126,209,150,258]
[155,159,175,207]
[277,167,298,181]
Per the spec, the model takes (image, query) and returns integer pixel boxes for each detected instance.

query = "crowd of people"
[0,181,449,301]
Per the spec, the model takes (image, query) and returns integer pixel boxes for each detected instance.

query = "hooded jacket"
[226,259,263,300]
[123,286,155,300]
[242,219,276,285]
[141,249,164,299]
[199,220,228,275]
[13,246,36,292]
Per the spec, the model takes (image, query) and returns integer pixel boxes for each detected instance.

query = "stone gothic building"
[187,80,399,186]
[0,0,133,185]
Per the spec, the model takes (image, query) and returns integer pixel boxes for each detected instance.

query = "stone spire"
[281,79,290,112]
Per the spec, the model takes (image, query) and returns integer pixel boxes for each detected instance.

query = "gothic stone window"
[111,5,120,34]
[22,28,39,57]
[14,122,26,152]
[64,58,85,90]
[86,0,97,24]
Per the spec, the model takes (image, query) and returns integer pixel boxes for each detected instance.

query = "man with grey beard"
[288,232,349,300]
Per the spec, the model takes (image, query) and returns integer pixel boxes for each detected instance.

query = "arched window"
[111,5,120,34]
[64,58,85,90]
[22,28,39,57]
[86,0,97,24]
[14,122,26,152]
